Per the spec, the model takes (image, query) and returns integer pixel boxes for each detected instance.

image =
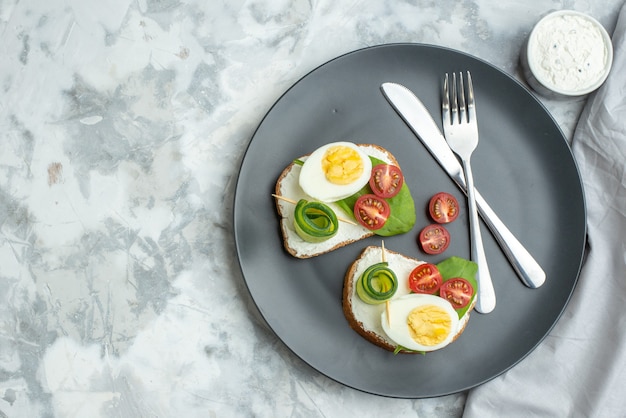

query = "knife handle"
[473,189,546,288]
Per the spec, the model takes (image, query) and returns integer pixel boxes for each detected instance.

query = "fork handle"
[463,158,496,314]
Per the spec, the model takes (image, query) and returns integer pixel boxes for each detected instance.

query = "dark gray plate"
[233,44,586,398]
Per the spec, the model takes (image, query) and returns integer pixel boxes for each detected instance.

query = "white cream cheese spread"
[528,12,610,93]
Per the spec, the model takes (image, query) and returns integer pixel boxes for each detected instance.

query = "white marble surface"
[0,1,623,417]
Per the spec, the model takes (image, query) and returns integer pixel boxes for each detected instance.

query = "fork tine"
[442,71,476,127]
[466,71,476,121]
[451,72,458,124]
[458,72,467,124]
[443,73,450,124]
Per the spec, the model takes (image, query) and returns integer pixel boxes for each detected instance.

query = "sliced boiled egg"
[299,142,372,203]
[381,294,460,352]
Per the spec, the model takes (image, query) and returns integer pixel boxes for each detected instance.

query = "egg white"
[298,142,372,203]
[381,294,460,352]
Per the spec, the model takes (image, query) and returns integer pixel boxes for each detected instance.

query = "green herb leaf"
[393,345,426,355]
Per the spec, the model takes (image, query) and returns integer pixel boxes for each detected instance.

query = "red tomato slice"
[429,192,459,224]
[408,263,443,294]
[369,164,404,198]
[353,194,390,230]
[418,224,451,254]
[439,278,474,309]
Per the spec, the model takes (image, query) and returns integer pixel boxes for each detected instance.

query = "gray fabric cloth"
[464,4,626,418]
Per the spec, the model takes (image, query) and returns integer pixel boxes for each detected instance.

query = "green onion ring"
[293,199,339,243]
[356,262,398,304]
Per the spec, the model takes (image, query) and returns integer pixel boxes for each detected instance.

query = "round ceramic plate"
[233,44,586,398]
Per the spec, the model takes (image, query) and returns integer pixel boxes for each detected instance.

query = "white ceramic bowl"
[521,10,613,98]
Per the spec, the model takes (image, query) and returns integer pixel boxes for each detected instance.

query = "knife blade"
[381,82,545,288]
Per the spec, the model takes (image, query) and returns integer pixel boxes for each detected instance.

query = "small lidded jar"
[521,10,613,98]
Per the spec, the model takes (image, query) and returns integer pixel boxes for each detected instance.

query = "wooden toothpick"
[381,240,387,263]
[272,194,298,204]
[382,240,391,326]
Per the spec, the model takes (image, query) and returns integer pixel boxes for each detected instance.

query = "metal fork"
[442,71,496,314]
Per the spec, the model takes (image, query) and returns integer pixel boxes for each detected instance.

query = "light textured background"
[1,0,623,416]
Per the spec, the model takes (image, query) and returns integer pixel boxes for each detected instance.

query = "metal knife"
[381,82,545,288]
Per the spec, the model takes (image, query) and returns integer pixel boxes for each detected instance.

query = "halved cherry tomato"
[369,164,404,198]
[408,263,443,294]
[353,194,390,230]
[429,192,459,224]
[418,224,450,254]
[439,278,474,309]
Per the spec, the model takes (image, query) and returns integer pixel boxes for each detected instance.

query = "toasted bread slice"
[342,246,474,353]
[274,144,400,259]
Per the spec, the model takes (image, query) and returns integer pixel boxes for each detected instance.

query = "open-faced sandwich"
[343,245,477,354]
[274,142,416,258]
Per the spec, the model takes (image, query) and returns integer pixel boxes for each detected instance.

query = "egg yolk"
[407,305,452,346]
[321,146,364,185]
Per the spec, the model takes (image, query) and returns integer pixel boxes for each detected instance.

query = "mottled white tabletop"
[1,1,623,417]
